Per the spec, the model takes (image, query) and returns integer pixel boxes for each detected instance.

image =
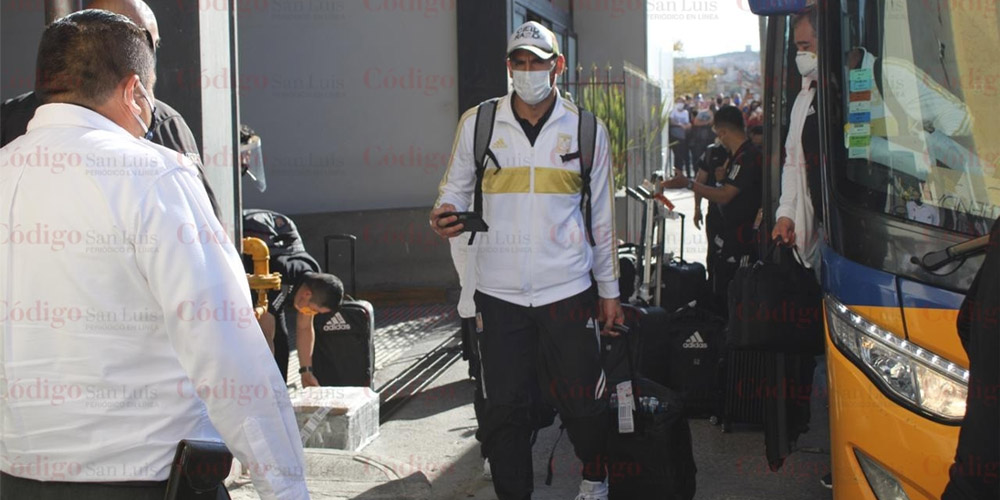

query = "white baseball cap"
[507,21,560,59]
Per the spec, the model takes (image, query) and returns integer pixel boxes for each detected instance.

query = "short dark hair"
[35,9,155,105]
[714,105,745,133]
[792,6,817,33]
[301,272,345,312]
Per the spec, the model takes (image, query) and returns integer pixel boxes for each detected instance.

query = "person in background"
[691,142,730,311]
[688,100,716,175]
[771,6,823,269]
[242,209,345,387]
[749,125,764,148]
[0,0,221,220]
[769,7,832,490]
[746,103,764,130]
[940,217,999,500]
[669,97,693,177]
[663,106,762,314]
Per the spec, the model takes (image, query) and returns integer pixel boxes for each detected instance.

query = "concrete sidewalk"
[228,350,832,499]
[228,188,833,499]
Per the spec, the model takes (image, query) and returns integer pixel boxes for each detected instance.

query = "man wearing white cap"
[430,21,623,500]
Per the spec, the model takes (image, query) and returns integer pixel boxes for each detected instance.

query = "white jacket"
[436,92,619,307]
[776,78,821,268]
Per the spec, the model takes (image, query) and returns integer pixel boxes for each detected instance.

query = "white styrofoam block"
[291,387,380,451]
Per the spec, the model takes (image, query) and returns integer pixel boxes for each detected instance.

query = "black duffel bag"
[727,243,825,355]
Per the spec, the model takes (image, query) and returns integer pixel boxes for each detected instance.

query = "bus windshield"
[833,0,1000,236]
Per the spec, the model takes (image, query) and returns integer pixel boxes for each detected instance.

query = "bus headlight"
[825,296,968,422]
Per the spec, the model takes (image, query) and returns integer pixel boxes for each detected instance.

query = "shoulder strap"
[578,108,598,247]
[470,98,501,244]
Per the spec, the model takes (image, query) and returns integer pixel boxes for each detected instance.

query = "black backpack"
[469,97,599,246]
[242,209,309,258]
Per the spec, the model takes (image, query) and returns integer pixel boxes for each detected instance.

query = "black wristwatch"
[298,366,313,374]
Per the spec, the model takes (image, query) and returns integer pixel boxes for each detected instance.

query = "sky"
[647,0,763,78]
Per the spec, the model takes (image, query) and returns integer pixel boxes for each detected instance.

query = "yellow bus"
[749,0,999,498]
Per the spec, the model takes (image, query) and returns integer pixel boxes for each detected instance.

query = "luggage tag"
[616,380,635,434]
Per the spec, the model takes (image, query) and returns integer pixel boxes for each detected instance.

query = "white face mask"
[796,51,818,78]
[512,68,553,105]
[128,83,155,140]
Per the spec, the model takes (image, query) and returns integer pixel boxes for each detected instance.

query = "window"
[525,11,551,28]
[513,6,526,28]
[832,0,1000,235]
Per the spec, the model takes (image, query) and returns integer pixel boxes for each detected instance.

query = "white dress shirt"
[0,104,309,499]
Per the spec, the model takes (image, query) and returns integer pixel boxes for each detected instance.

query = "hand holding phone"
[610,324,630,335]
[439,211,489,233]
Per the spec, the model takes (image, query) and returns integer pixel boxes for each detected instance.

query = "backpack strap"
[577,108,598,247]
[470,98,501,244]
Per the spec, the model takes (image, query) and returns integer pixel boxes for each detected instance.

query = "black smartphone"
[439,211,489,233]
[610,323,630,335]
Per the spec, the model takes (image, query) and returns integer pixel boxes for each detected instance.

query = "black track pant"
[474,288,610,500]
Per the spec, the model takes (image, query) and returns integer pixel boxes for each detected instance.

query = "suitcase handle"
[605,324,646,436]
[324,234,357,298]
[677,212,686,262]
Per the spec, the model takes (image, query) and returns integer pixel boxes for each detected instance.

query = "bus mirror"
[746,0,808,15]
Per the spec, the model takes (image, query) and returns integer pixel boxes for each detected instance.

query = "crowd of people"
[668,90,764,179]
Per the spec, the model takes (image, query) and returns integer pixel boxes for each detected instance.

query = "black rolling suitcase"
[660,213,707,312]
[601,324,697,500]
[719,349,769,431]
[621,301,723,418]
[657,307,726,417]
[618,244,640,304]
[311,234,376,389]
[617,304,670,378]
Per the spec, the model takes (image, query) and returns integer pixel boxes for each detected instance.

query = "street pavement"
[228,188,835,499]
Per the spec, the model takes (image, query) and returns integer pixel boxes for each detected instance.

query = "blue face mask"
[130,83,158,140]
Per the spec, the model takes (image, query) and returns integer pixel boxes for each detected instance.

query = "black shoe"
[820,472,833,489]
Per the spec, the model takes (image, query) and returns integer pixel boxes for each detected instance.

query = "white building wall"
[572,0,647,72]
[238,0,459,214]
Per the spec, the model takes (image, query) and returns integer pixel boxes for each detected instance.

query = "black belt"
[0,471,168,500]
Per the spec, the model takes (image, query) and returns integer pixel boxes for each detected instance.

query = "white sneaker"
[483,458,492,481]
[574,478,608,500]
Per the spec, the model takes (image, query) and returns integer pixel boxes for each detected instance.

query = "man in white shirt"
[0,10,308,500]
[772,6,823,270]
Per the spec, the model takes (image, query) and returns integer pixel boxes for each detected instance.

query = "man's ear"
[553,54,567,81]
[122,74,143,115]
